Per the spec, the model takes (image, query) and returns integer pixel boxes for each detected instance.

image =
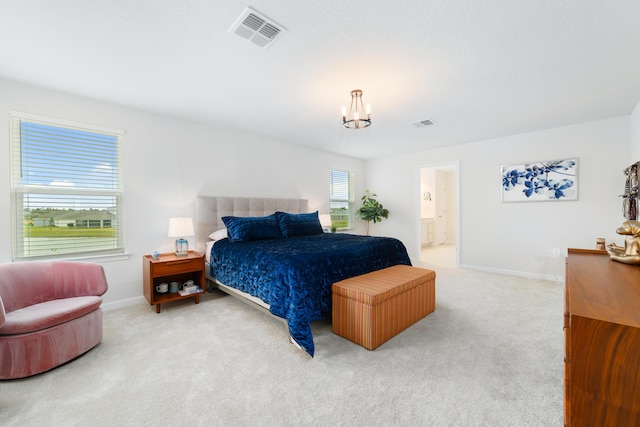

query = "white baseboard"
[458,263,564,284]
[102,296,146,311]
[101,259,564,312]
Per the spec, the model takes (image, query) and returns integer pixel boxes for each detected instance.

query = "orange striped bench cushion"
[332,265,436,350]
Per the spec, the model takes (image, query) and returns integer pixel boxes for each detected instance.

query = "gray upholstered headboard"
[195,196,309,252]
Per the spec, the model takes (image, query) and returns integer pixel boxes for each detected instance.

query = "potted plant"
[356,190,389,235]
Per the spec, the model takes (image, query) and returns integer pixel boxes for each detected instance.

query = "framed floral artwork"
[501,158,578,202]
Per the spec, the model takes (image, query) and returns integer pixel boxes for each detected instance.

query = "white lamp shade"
[168,217,194,237]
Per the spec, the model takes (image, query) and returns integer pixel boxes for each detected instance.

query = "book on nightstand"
[178,286,201,296]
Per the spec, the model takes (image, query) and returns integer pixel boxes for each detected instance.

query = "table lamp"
[168,217,194,256]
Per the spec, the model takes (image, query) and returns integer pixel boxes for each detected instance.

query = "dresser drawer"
[152,257,202,276]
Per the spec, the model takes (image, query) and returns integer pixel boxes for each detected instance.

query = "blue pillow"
[221,214,283,242]
[276,211,323,237]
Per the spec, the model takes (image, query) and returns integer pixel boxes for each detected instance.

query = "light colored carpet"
[1,264,564,426]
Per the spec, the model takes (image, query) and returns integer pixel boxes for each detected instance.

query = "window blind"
[10,112,125,260]
[329,168,353,230]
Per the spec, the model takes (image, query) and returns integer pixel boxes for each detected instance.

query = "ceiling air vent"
[229,7,286,48]
[411,119,436,128]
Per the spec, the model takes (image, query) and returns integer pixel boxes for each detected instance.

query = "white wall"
[2,78,637,302]
[632,98,640,162]
[365,116,631,277]
[444,171,456,243]
[0,79,365,306]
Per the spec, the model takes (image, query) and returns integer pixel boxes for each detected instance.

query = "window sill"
[14,253,132,263]
[65,253,131,263]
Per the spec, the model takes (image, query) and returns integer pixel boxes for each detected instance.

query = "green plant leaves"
[356,190,389,223]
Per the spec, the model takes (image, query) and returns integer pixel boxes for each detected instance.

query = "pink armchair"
[0,261,108,379]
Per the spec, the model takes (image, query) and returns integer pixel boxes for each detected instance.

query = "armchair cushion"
[0,296,103,335]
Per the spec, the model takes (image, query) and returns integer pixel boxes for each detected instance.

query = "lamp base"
[175,238,189,257]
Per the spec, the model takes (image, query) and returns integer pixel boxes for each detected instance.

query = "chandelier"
[342,89,371,129]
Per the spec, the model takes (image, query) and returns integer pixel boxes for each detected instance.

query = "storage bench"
[332,265,436,350]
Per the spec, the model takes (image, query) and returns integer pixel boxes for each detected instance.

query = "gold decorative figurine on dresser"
[564,248,640,426]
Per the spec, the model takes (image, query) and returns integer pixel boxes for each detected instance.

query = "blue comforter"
[211,233,411,356]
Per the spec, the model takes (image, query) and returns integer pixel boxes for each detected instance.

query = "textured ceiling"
[2,1,640,159]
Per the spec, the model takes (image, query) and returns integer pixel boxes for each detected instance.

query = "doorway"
[418,162,459,267]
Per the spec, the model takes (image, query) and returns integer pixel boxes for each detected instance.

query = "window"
[10,112,124,260]
[329,168,354,230]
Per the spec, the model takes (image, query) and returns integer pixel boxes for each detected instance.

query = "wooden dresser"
[565,248,640,426]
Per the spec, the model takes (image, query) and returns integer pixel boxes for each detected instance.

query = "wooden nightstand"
[142,251,205,313]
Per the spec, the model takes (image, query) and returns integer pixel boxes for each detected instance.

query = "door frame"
[416,160,460,265]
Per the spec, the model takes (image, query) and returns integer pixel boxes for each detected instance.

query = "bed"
[196,196,411,356]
